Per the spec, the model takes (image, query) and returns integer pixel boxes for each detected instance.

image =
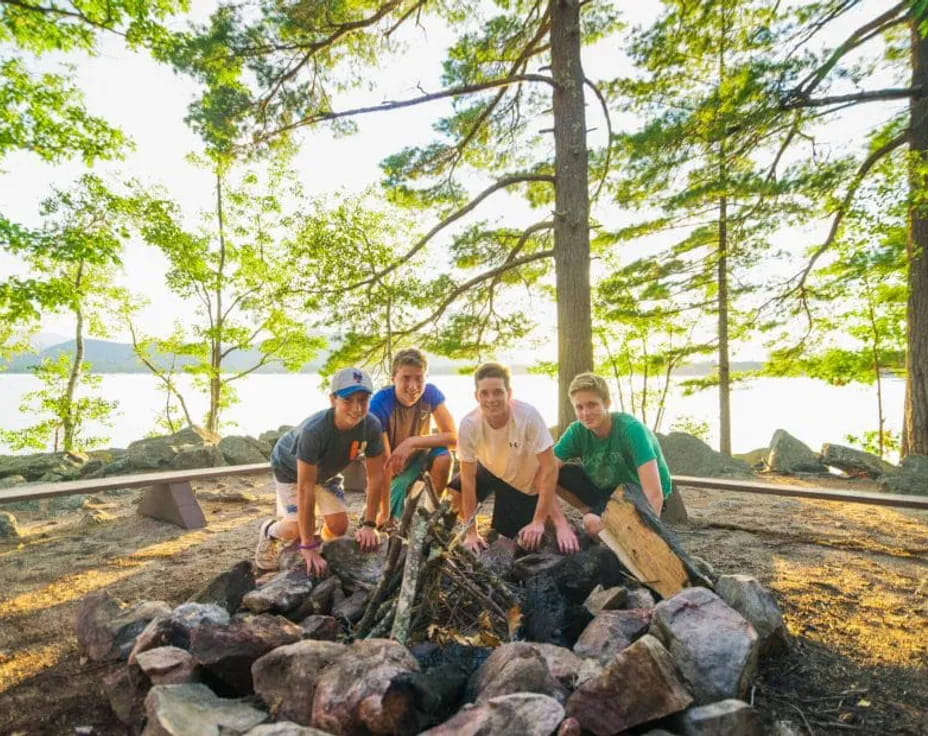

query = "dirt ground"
[0,472,926,735]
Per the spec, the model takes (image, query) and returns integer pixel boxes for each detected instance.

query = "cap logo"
[353,371,363,383]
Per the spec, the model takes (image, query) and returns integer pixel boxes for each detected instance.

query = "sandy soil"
[0,471,926,735]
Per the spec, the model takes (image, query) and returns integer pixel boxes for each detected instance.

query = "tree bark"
[63,260,86,452]
[904,20,928,457]
[718,194,732,456]
[551,0,594,431]
[209,171,227,435]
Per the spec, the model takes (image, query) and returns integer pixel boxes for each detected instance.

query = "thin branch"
[791,130,906,292]
[254,73,556,143]
[0,0,121,35]
[783,86,923,110]
[309,173,555,294]
[584,77,613,204]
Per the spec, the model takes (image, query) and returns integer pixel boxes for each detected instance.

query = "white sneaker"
[254,518,283,571]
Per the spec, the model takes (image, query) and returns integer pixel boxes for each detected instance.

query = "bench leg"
[137,481,207,530]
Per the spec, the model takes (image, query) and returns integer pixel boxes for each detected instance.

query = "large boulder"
[143,683,268,736]
[766,430,827,474]
[716,574,789,655]
[649,587,759,704]
[821,443,896,478]
[259,426,294,454]
[252,639,348,724]
[219,435,271,465]
[879,455,928,496]
[467,642,567,703]
[658,433,753,478]
[241,568,315,616]
[187,560,257,614]
[310,639,421,735]
[566,634,693,734]
[322,537,389,591]
[420,693,565,736]
[75,591,172,662]
[0,511,20,540]
[0,451,85,482]
[169,445,226,470]
[573,609,652,662]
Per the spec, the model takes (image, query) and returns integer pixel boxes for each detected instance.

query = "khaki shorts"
[275,479,348,520]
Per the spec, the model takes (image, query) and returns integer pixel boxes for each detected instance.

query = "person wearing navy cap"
[255,366,386,576]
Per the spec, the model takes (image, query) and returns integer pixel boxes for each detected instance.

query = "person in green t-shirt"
[554,372,673,536]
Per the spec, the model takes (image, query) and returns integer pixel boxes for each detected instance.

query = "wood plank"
[0,462,269,503]
[672,475,928,510]
[599,491,689,599]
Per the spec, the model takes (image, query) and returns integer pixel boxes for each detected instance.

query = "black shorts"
[557,463,626,515]
[447,463,539,539]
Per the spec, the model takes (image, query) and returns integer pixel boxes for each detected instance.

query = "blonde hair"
[474,362,512,391]
[568,372,611,404]
[391,348,428,376]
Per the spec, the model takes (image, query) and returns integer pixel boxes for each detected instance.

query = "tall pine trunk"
[551,0,594,431]
[904,20,928,457]
[718,194,732,456]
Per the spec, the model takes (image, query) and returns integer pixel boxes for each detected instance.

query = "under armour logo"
[509,441,520,448]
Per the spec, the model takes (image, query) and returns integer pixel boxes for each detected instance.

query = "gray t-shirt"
[271,408,384,483]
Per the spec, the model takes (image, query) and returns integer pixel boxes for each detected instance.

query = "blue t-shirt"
[271,408,384,483]
[370,383,446,451]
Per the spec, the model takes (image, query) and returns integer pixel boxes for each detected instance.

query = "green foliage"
[845,429,901,460]
[0,354,114,451]
[130,153,325,432]
[670,415,711,442]
[0,175,138,450]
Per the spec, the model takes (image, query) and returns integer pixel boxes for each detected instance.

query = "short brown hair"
[568,372,611,404]
[474,362,512,391]
[391,348,428,376]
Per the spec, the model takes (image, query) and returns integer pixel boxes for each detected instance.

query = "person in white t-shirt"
[446,362,581,555]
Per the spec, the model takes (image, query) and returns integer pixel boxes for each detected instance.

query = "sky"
[0,0,899,362]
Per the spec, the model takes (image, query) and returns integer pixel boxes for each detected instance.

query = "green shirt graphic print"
[554,412,673,498]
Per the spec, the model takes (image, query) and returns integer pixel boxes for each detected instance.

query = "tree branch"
[786,130,907,295]
[585,77,613,203]
[782,86,923,110]
[254,73,556,143]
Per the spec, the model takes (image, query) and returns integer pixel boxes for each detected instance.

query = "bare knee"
[275,520,299,540]
[323,512,349,539]
[430,454,452,491]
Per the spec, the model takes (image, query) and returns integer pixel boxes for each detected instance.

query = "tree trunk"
[718,195,732,456]
[209,171,227,435]
[551,0,594,431]
[63,261,86,452]
[904,20,928,457]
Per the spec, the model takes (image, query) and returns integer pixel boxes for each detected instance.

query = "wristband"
[360,520,376,529]
[298,539,322,551]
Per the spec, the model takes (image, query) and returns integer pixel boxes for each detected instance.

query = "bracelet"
[298,539,322,551]
[360,520,376,529]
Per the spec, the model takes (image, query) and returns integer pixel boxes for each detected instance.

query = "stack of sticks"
[354,476,521,646]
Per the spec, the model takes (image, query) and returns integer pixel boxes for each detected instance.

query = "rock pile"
[77,509,789,735]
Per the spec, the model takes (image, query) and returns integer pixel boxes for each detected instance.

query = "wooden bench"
[673,474,928,510]
[0,462,270,529]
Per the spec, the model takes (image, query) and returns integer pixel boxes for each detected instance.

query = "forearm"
[365,468,384,524]
[404,432,456,450]
[532,466,557,523]
[460,464,477,528]
[637,460,664,515]
[297,480,317,544]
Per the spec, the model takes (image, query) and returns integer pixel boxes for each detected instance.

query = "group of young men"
[255,349,673,576]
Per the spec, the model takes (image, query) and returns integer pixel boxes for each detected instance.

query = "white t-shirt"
[458,399,554,495]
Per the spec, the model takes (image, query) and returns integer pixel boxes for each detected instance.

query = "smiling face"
[571,390,610,434]
[475,376,511,426]
[393,364,426,407]
[330,391,371,430]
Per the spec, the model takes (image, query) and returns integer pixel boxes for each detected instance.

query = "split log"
[598,484,709,599]
[391,511,429,644]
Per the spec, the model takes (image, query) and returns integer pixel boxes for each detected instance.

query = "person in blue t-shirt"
[370,348,457,524]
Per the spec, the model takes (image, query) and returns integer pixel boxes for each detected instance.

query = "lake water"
[0,372,905,457]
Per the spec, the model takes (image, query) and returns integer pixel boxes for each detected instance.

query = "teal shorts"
[390,447,450,518]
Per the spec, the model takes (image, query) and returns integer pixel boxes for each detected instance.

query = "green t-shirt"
[554,412,673,498]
